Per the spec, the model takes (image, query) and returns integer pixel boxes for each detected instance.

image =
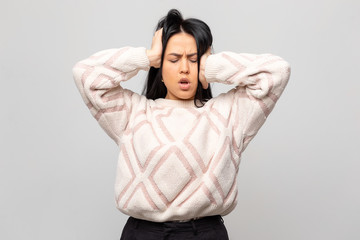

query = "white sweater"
[72,47,291,222]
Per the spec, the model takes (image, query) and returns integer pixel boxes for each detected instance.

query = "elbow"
[267,54,291,80]
[282,58,291,72]
[72,61,91,85]
[72,63,81,85]
[277,57,291,83]
[283,60,291,82]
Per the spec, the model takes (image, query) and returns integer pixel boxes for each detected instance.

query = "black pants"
[120,215,229,240]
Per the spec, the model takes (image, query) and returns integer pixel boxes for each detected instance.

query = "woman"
[73,9,290,240]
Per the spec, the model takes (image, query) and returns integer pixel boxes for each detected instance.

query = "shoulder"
[204,87,238,107]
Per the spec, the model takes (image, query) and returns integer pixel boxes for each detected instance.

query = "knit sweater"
[72,47,291,222]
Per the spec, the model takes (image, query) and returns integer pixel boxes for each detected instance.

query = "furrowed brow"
[168,53,197,57]
[187,53,197,57]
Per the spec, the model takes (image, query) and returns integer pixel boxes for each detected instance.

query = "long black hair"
[142,9,213,107]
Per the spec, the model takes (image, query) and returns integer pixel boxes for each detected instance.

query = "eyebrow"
[167,53,197,57]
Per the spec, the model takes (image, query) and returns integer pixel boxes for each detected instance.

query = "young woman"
[73,9,291,240]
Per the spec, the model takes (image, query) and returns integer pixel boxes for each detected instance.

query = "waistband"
[126,215,224,234]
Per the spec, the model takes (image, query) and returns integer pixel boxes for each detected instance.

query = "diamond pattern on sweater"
[132,121,162,170]
[184,114,220,172]
[72,47,291,221]
[156,108,199,142]
[149,146,196,206]
[123,182,158,211]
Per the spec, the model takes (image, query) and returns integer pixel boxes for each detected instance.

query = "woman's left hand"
[199,48,211,89]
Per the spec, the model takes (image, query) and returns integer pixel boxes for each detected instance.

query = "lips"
[178,78,191,90]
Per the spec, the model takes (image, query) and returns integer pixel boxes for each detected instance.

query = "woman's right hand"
[146,28,163,68]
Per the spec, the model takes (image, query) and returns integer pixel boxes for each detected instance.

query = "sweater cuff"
[204,54,238,84]
[128,47,150,70]
[204,53,239,84]
[204,55,222,83]
[117,47,150,73]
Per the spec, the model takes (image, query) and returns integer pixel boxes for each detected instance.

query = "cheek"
[191,65,199,79]
[161,63,174,80]
[193,77,198,89]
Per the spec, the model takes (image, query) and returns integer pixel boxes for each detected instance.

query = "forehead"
[164,32,197,54]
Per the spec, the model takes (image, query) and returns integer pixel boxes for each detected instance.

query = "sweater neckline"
[154,98,197,108]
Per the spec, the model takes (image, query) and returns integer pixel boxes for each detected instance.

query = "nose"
[180,59,189,74]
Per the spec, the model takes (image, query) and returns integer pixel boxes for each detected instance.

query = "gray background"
[1,0,359,239]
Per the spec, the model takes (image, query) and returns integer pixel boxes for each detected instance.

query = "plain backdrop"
[1,0,359,239]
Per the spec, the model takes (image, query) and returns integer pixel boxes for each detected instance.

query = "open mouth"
[178,78,190,90]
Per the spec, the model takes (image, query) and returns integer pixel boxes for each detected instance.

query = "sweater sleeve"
[205,52,291,152]
[72,47,150,145]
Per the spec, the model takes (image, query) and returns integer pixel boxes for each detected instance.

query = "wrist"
[146,50,161,68]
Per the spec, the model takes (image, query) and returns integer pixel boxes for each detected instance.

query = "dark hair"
[142,9,213,107]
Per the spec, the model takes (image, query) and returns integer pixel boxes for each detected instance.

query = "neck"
[155,98,197,108]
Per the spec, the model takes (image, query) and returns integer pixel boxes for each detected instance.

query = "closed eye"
[168,58,197,63]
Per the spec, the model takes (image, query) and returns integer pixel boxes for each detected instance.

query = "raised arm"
[72,47,150,144]
[72,29,163,144]
[203,51,291,152]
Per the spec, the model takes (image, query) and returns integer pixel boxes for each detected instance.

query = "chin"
[178,93,195,100]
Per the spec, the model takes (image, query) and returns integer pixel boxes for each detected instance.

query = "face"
[162,32,198,100]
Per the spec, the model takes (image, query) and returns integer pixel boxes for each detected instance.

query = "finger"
[154,28,163,45]
[201,81,208,89]
[199,75,208,89]
[202,81,208,89]
[155,28,163,38]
